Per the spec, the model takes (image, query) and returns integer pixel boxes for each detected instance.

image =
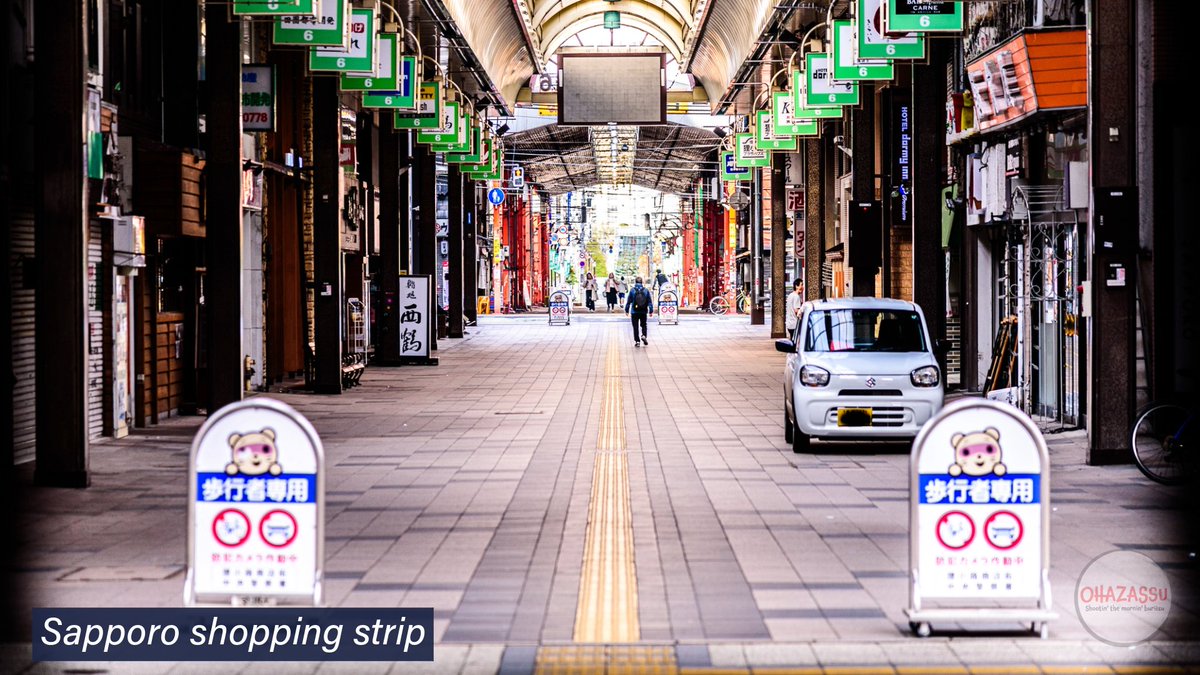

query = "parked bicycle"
[1131,402,1196,484]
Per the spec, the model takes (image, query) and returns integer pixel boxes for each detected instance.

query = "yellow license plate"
[837,408,873,427]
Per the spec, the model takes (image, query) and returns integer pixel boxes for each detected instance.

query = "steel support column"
[413,142,438,351]
[770,150,787,337]
[447,164,464,338]
[34,0,90,486]
[312,76,343,394]
[804,137,824,301]
[750,168,765,324]
[464,182,479,324]
[377,118,402,365]
[1087,0,1136,463]
[851,91,878,297]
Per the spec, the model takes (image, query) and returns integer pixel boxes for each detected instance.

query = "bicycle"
[1131,402,1197,485]
[708,295,731,315]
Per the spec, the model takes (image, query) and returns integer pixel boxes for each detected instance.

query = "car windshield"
[803,309,927,352]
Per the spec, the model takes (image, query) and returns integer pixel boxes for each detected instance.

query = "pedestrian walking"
[625,276,654,347]
[785,278,804,337]
[654,269,669,291]
[618,276,627,304]
[583,272,598,312]
[604,273,619,312]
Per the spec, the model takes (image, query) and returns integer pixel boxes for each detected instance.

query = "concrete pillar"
[413,142,438,350]
[34,0,90,487]
[750,167,765,324]
[1087,0,1136,463]
[912,46,947,342]
[804,137,824,301]
[311,76,343,394]
[851,91,878,297]
[464,181,479,324]
[377,118,402,365]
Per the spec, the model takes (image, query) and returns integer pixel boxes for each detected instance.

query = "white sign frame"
[906,398,1056,637]
[657,289,679,325]
[186,398,325,607]
[549,290,571,326]
[397,274,433,360]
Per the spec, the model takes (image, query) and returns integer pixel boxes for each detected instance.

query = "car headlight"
[911,365,940,387]
[800,365,830,387]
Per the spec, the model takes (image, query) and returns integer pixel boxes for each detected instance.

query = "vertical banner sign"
[273,0,348,47]
[241,65,275,132]
[309,8,374,73]
[397,274,433,359]
[805,53,860,107]
[832,20,895,81]
[734,133,770,169]
[721,151,751,182]
[549,290,571,325]
[858,0,925,59]
[893,92,912,230]
[906,399,1056,635]
[657,289,679,325]
[187,399,325,606]
[884,0,964,34]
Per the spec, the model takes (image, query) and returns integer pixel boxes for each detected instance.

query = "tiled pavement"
[4,314,1199,674]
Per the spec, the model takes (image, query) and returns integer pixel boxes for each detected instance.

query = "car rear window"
[803,309,927,352]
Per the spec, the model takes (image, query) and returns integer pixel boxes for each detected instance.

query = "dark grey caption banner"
[33,608,434,661]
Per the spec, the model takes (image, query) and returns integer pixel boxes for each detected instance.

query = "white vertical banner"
[398,274,432,359]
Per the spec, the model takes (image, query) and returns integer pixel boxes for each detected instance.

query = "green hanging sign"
[734,132,769,168]
[448,130,485,163]
[720,151,751,182]
[234,0,315,18]
[832,20,894,81]
[273,0,348,47]
[309,8,374,73]
[341,34,397,91]
[773,92,821,136]
[804,53,859,107]
[755,110,797,151]
[393,81,442,129]
[882,0,963,34]
[417,101,460,145]
[427,110,472,152]
[360,56,417,108]
[858,0,925,59]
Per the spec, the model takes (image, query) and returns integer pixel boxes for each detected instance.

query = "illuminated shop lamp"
[604,10,621,29]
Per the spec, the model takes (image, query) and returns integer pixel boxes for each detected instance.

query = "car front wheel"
[784,406,794,443]
[792,414,810,453]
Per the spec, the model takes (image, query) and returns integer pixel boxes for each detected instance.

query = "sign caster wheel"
[1037,622,1049,639]
[910,621,931,638]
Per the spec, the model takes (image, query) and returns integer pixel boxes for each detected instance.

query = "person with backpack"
[625,276,654,347]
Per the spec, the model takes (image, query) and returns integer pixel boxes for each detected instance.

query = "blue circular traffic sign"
[488,188,505,206]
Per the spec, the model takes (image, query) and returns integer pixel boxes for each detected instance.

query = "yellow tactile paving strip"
[573,335,640,644]
[537,645,677,675]
[533,660,1193,675]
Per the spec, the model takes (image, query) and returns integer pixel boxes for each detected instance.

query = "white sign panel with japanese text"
[186,398,324,606]
[398,274,432,359]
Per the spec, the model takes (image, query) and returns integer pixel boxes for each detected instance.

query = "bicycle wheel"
[1131,403,1194,485]
[709,296,730,315]
[736,294,750,314]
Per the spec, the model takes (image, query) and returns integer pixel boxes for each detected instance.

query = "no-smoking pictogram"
[984,511,1023,550]
[936,511,975,550]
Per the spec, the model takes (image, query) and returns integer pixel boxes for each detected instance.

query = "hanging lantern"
[604,10,620,29]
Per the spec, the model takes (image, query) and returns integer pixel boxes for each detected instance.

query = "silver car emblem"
[865,377,877,388]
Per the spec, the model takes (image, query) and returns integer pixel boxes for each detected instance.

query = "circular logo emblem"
[212,509,250,548]
[259,510,298,548]
[936,511,974,550]
[1076,551,1171,645]
[984,511,1023,550]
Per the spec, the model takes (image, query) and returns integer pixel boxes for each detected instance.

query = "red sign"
[787,189,805,213]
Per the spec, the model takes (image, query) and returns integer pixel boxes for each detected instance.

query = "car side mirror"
[933,338,952,357]
[775,339,796,354]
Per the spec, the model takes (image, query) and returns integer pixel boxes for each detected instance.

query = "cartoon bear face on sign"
[948,427,1006,477]
[225,428,283,476]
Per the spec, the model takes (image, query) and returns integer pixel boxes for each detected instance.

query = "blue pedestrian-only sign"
[488,188,505,206]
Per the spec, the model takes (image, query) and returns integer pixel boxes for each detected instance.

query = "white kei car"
[776,297,947,452]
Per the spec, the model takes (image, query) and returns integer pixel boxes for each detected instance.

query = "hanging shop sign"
[755,110,798,151]
[773,92,820,137]
[427,110,472,153]
[186,398,325,606]
[361,56,418,109]
[805,53,859,107]
[448,129,485,163]
[340,34,398,91]
[234,0,315,18]
[905,398,1056,637]
[734,133,770,169]
[417,101,461,145]
[964,29,1086,133]
[396,274,434,361]
[241,65,275,132]
[858,0,925,59]
[393,81,443,129]
[273,0,348,47]
[720,151,751,182]
[892,94,913,229]
[309,8,374,73]
[832,20,895,81]
[883,0,963,34]
[548,290,571,326]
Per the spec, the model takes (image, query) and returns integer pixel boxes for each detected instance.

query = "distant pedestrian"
[583,272,598,312]
[625,276,654,347]
[618,276,628,304]
[786,278,805,337]
[604,273,619,312]
[654,269,669,290]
